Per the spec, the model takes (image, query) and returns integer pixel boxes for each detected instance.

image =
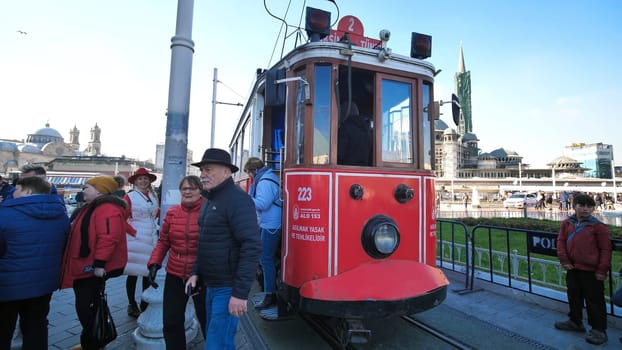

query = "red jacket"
[557,215,611,276]
[60,195,134,289]
[148,198,203,279]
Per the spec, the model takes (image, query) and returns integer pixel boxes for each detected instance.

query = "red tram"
[228,7,455,343]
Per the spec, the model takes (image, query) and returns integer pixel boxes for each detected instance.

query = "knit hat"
[86,176,118,195]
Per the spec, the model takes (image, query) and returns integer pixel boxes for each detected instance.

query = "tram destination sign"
[526,231,558,257]
[322,15,381,49]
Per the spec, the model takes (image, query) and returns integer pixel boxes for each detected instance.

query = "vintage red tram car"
[228,6,454,340]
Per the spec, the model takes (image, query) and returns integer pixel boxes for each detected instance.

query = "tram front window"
[381,80,412,163]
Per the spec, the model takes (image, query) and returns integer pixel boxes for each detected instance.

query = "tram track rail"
[402,315,476,350]
[300,311,477,350]
[299,313,358,350]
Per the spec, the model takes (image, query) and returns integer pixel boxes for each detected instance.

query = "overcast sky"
[1,0,621,167]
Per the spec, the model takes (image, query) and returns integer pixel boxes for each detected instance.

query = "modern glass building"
[563,142,613,178]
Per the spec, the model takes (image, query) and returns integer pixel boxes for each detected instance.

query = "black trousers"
[0,293,52,350]
[73,277,110,350]
[163,273,206,350]
[565,269,607,331]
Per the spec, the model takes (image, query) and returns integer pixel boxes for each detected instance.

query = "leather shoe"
[254,293,276,309]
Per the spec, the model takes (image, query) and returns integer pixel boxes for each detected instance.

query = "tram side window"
[293,68,306,164]
[312,65,331,165]
[381,80,412,163]
[239,121,251,176]
[422,82,432,170]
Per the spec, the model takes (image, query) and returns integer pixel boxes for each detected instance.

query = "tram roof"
[274,41,436,78]
[229,40,437,148]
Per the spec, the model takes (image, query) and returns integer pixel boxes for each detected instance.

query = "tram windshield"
[381,80,412,163]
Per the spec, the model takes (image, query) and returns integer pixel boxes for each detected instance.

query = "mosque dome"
[33,126,63,139]
[0,141,18,152]
[26,123,64,148]
[18,144,42,154]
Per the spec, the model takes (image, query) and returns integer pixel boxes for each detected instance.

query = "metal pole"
[160,0,195,218]
[211,67,217,148]
[134,1,198,349]
[612,151,617,203]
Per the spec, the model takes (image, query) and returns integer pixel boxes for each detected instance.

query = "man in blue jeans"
[187,149,261,350]
[243,157,283,311]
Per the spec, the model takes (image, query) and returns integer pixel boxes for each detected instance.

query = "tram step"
[344,319,371,344]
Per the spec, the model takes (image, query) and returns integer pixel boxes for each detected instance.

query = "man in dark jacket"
[186,148,261,350]
[0,176,70,349]
[337,102,372,166]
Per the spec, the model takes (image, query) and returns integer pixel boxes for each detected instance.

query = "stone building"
[0,123,155,192]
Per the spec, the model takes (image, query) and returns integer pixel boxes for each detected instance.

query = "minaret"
[85,123,101,156]
[69,125,80,151]
[455,44,473,134]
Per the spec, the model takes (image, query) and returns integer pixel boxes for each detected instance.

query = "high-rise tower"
[455,45,472,134]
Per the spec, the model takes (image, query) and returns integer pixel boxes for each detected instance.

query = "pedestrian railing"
[437,219,622,317]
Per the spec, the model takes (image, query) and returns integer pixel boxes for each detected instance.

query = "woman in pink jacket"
[147,175,206,349]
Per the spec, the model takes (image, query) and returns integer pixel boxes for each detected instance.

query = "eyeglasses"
[181,187,200,192]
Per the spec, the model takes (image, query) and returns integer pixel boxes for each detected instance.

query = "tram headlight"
[361,215,400,259]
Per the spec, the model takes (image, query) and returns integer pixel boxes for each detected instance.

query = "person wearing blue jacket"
[0,176,70,350]
[243,157,282,310]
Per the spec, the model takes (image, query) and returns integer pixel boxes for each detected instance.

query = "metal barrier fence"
[437,219,622,317]
[438,207,622,227]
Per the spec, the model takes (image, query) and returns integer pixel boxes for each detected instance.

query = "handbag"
[82,279,117,347]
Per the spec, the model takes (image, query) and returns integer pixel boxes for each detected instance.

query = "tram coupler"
[341,318,371,344]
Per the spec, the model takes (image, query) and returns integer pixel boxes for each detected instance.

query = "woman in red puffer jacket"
[147,175,206,350]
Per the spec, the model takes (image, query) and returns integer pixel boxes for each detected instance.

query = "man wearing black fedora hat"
[186,148,261,350]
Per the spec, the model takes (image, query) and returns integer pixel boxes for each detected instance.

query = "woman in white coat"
[123,167,159,317]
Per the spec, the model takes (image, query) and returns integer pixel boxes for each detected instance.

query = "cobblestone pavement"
[10,275,254,350]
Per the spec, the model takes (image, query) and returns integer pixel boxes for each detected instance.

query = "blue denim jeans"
[204,287,238,350]
[260,227,281,294]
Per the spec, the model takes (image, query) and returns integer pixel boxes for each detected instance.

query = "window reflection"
[381,80,412,163]
[294,69,306,164]
[422,82,432,170]
[313,65,331,164]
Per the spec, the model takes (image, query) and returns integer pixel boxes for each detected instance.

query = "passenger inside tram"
[338,101,372,166]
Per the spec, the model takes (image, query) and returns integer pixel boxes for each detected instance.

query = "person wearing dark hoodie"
[60,176,135,350]
[0,176,70,350]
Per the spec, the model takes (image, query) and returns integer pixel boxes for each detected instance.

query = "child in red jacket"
[555,193,611,345]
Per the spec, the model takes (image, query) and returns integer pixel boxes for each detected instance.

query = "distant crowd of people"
[0,148,282,350]
[532,191,620,211]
